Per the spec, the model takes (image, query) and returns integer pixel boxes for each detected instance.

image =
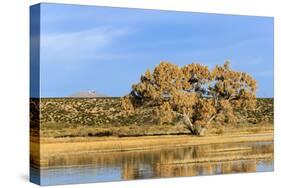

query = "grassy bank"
[38,122,273,138]
[30,97,273,138]
[30,131,273,168]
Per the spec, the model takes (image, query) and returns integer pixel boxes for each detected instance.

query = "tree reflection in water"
[40,141,273,182]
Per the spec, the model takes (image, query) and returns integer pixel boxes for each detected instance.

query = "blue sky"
[38,3,274,97]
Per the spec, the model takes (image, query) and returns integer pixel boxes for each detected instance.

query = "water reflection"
[32,141,273,185]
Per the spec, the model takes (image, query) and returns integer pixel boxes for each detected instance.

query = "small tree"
[122,61,257,136]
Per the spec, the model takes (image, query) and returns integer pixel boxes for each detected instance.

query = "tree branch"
[206,114,217,128]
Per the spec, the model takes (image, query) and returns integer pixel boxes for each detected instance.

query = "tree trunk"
[182,114,207,136]
[182,113,195,134]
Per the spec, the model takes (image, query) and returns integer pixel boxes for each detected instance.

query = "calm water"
[31,141,273,186]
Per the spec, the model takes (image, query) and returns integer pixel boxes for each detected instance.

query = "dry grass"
[208,122,273,135]
[40,123,189,138]
[32,131,273,157]
[38,122,273,138]
[30,130,273,168]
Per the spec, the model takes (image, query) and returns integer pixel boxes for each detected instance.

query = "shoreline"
[30,131,273,169]
[32,131,273,156]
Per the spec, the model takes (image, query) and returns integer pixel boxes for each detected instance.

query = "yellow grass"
[30,123,274,168]
[31,131,273,159]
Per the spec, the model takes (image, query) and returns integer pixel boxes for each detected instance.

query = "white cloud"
[41,27,133,63]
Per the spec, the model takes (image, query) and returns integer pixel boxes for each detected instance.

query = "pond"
[30,141,273,186]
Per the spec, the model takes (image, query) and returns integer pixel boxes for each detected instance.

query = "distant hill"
[69,90,108,98]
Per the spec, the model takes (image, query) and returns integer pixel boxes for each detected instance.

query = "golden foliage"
[121,96,134,115]
[122,61,257,135]
[156,102,174,125]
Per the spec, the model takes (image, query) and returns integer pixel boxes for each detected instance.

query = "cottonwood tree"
[122,61,257,136]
